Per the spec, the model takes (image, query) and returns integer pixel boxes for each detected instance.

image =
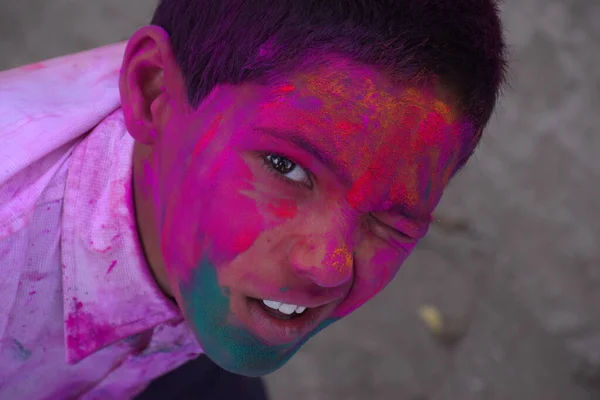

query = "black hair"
[151,0,507,147]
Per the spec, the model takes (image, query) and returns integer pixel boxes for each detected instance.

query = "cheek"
[196,156,268,264]
[161,152,267,280]
[331,246,410,319]
[266,198,298,220]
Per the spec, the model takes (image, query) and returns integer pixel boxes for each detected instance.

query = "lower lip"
[242,297,326,346]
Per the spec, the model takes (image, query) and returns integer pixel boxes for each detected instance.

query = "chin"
[197,330,300,377]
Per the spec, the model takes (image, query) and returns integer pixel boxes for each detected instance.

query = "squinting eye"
[264,154,313,187]
[369,214,414,246]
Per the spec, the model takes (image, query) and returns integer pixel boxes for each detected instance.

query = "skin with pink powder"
[120,26,473,376]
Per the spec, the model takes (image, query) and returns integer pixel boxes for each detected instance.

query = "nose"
[288,234,353,288]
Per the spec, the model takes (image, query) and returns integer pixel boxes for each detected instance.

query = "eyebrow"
[253,126,354,186]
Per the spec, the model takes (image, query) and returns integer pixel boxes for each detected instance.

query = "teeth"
[278,304,297,315]
[262,300,282,309]
[261,299,307,315]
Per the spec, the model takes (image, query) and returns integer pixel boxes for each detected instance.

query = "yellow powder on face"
[326,246,353,275]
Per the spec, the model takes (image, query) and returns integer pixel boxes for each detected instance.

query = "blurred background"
[1,0,598,399]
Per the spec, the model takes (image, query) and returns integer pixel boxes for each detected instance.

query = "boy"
[0,0,507,399]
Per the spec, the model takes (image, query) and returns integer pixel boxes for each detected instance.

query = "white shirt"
[0,42,202,400]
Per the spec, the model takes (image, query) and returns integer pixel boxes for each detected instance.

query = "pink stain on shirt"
[65,298,117,363]
[22,271,48,282]
[20,62,46,72]
[0,41,202,398]
[106,260,117,274]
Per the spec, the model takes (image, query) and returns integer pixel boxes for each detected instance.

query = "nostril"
[300,266,352,288]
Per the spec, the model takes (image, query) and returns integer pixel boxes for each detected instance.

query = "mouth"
[241,296,331,346]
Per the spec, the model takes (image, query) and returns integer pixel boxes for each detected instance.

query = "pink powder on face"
[335,120,362,138]
[413,110,449,149]
[346,131,404,210]
[207,195,266,261]
[347,94,462,214]
[162,146,269,280]
[231,229,260,254]
[192,115,223,158]
[346,170,378,210]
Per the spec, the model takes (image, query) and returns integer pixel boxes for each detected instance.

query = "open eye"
[263,154,313,188]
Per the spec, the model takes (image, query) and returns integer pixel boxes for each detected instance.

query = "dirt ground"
[1,0,599,399]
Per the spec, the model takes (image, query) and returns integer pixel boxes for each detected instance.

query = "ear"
[119,25,188,145]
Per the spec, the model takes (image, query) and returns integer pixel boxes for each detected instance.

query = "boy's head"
[119,0,507,377]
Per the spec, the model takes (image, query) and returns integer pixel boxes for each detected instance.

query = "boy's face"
[122,29,471,377]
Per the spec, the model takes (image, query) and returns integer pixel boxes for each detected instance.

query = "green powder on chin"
[179,257,339,376]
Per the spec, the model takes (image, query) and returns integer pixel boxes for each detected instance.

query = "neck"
[132,141,174,299]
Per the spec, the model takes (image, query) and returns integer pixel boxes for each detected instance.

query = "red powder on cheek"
[267,199,298,219]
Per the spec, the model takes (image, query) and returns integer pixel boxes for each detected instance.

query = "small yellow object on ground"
[418,305,444,335]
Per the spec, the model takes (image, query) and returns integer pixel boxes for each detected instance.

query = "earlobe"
[119,25,182,145]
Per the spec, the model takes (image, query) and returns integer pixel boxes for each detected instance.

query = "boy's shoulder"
[0,41,128,165]
[0,42,127,240]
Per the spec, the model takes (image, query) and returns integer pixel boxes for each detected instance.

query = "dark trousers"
[134,355,269,400]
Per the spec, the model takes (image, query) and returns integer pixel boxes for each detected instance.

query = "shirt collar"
[58,44,181,365]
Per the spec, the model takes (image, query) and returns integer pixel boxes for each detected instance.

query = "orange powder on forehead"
[402,87,457,124]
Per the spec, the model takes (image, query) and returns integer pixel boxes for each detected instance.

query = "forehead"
[251,59,460,132]
[243,61,467,161]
